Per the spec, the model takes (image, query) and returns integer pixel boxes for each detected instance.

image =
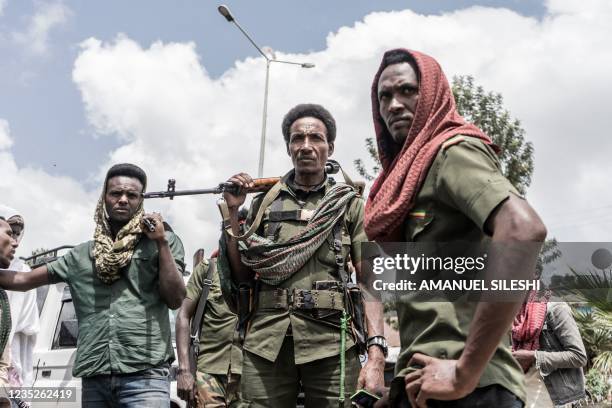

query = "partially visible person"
[0,217,16,270]
[0,215,16,388]
[0,205,40,388]
[512,296,587,408]
[0,164,186,408]
[176,253,242,408]
[176,210,247,408]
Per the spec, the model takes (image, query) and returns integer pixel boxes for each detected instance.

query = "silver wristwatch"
[366,335,388,357]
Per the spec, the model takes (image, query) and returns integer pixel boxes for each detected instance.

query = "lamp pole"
[218,4,315,177]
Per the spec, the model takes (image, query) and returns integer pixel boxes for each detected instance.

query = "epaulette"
[441,135,466,151]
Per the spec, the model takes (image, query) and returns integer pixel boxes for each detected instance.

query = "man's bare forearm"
[0,266,49,291]
[458,195,548,382]
[176,299,195,372]
[157,239,186,309]
[356,261,385,362]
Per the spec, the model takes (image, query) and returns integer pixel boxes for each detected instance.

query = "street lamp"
[217,4,315,177]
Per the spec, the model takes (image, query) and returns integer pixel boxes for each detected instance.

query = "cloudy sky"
[1,0,611,266]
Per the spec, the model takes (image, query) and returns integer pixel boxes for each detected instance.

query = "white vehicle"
[22,247,186,408]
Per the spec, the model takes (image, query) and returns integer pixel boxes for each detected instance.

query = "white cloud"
[0,119,13,150]
[3,0,612,263]
[13,1,72,55]
[0,0,7,17]
[0,118,94,256]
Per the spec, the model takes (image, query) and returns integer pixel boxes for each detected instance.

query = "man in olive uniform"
[365,50,547,407]
[223,104,386,407]
[176,252,243,407]
[0,164,186,407]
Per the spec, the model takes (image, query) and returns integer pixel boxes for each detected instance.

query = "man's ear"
[286,143,290,156]
[328,142,335,156]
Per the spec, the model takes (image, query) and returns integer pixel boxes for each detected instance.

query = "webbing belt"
[258,288,345,311]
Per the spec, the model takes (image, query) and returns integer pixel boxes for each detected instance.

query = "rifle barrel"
[143,187,221,199]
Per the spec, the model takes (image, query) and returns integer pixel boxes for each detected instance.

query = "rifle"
[142,160,342,199]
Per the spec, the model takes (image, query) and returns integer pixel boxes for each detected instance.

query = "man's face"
[0,219,17,269]
[377,62,419,145]
[286,116,334,175]
[104,176,144,225]
[9,221,24,245]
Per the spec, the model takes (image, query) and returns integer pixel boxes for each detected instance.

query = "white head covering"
[0,205,24,245]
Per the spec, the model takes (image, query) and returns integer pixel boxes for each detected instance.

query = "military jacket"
[186,258,242,375]
[395,136,526,403]
[243,172,367,364]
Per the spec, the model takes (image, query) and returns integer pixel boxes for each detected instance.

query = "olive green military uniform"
[390,136,526,404]
[240,172,365,407]
[186,258,242,408]
[45,232,185,377]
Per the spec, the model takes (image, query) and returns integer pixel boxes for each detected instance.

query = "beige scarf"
[92,194,144,284]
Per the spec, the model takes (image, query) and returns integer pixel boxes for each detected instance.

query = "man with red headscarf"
[366,49,547,407]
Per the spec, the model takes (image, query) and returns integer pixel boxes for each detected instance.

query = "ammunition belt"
[259,288,345,311]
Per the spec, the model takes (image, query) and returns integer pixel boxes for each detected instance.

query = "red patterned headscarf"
[364,49,493,242]
[512,291,551,354]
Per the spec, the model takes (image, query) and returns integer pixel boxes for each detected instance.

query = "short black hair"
[281,103,336,144]
[105,163,147,191]
[381,49,419,80]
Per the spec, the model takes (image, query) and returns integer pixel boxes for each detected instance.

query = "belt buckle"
[294,289,315,310]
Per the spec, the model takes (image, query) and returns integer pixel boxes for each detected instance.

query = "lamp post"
[218,4,315,177]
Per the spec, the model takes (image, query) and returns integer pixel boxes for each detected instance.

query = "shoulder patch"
[441,136,466,151]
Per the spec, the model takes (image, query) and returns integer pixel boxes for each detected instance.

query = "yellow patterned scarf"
[92,194,144,284]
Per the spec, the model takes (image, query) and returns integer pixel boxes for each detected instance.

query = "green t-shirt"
[185,258,242,375]
[243,173,368,364]
[46,232,185,378]
[395,136,526,403]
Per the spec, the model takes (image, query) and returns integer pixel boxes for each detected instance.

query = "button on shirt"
[46,232,185,378]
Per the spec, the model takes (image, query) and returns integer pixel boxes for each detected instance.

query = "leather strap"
[189,260,216,375]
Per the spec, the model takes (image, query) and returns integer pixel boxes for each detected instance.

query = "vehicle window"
[52,288,78,349]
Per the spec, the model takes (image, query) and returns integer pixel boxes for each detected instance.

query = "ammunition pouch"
[258,288,345,311]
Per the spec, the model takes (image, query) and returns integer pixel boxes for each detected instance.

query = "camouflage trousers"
[195,371,241,408]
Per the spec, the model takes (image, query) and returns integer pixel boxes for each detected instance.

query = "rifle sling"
[190,261,216,358]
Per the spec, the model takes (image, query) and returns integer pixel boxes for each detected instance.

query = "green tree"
[354,75,534,195]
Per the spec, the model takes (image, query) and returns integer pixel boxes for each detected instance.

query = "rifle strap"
[217,180,284,242]
[191,260,216,346]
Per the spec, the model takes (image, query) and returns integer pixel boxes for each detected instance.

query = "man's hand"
[358,348,386,396]
[405,353,477,408]
[372,388,390,408]
[512,349,535,372]
[223,173,253,209]
[176,370,195,403]
[141,212,166,241]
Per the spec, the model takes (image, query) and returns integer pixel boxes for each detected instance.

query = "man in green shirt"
[176,253,243,407]
[222,104,386,407]
[0,163,186,407]
[365,49,547,407]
